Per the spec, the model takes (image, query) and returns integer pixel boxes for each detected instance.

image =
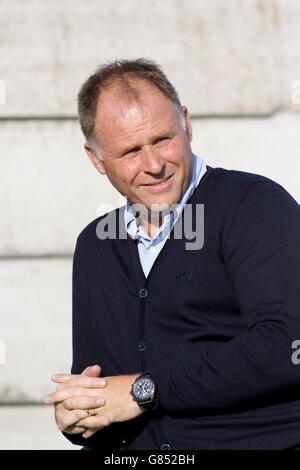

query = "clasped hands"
[44,365,146,439]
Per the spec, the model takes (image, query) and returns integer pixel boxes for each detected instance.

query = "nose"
[140,145,165,175]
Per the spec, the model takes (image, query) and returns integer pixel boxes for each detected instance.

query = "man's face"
[85,79,194,213]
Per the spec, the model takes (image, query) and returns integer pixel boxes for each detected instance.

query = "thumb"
[51,364,102,384]
[81,364,102,377]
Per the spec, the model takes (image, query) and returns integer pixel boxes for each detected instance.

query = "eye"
[154,137,170,145]
[122,147,140,157]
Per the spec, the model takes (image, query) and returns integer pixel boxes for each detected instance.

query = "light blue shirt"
[124,153,207,278]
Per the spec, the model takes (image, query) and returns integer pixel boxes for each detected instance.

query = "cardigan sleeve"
[145,180,300,413]
[61,233,124,449]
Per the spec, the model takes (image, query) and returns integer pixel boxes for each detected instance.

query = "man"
[44,58,300,450]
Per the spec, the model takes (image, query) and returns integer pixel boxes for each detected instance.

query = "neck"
[140,210,164,239]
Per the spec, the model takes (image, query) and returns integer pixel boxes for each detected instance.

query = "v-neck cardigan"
[64,165,300,450]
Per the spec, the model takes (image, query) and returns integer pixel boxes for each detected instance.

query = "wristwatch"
[130,373,156,408]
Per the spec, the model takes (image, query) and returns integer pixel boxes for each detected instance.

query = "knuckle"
[63,398,73,410]
[65,396,75,408]
[56,383,64,391]
[76,418,86,427]
[66,397,74,409]
[55,406,65,419]
[69,377,77,387]
[75,409,87,420]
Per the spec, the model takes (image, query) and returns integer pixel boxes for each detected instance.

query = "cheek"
[161,141,186,165]
[119,159,141,184]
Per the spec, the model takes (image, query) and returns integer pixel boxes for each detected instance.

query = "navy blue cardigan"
[64,166,300,450]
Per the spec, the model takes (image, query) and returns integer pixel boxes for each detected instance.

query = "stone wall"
[0,0,299,403]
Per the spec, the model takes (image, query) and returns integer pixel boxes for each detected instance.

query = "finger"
[51,373,75,383]
[44,386,101,404]
[56,376,106,392]
[77,414,111,429]
[51,365,102,383]
[81,365,101,376]
[82,428,100,439]
[58,409,90,431]
[63,396,105,411]
[62,425,87,435]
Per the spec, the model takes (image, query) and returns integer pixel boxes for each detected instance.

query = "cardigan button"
[160,443,171,450]
[139,288,148,298]
[137,341,146,351]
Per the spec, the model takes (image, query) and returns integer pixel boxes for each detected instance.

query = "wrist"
[130,373,157,410]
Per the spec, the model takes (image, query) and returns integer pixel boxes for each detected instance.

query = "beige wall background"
[0,0,300,448]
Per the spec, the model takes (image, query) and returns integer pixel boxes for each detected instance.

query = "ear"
[84,142,106,175]
[181,106,193,142]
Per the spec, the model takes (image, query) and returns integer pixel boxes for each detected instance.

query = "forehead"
[94,79,178,134]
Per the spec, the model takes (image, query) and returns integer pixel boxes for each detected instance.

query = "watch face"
[133,378,155,400]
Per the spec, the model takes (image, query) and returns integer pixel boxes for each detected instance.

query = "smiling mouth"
[143,175,173,186]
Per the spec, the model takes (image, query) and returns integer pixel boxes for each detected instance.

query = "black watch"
[130,373,156,408]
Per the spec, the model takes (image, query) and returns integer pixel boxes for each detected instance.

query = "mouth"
[143,174,173,190]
